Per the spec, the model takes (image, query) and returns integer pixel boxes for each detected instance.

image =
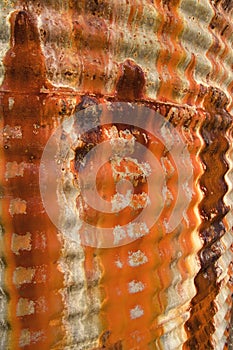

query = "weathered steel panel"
[0,1,232,350]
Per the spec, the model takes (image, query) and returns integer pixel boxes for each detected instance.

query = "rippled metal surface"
[0,1,232,350]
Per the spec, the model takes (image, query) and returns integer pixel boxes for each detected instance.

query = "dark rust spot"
[115,59,145,101]
[99,330,111,346]
[203,87,229,112]
[74,139,99,172]
[93,339,122,350]
[13,10,40,45]
[75,95,99,112]
[221,0,233,12]
[73,95,101,135]
[1,10,48,92]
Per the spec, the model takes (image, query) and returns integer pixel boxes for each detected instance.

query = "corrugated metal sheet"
[0,1,232,349]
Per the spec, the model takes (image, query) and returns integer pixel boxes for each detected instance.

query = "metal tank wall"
[0,1,232,350]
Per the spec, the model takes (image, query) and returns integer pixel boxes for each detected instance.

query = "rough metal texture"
[0,1,232,350]
[0,1,233,111]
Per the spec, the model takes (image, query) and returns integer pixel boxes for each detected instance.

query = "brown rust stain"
[115,59,146,101]
[1,10,49,92]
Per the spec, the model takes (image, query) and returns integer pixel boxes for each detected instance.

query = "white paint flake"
[130,192,150,210]
[113,226,127,244]
[8,97,14,110]
[16,298,35,317]
[111,157,151,183]
[108,127,136,157]
[111,190,132,211]
[3,125,22,139]
[19,329,45,347]
[128,280,145,294]
[130,305,144,319]
[162,185,174,207]
[182,181,193,202]
[111,191,150,212]
[13,267,36,287]
[161,156,175,177]
[19,329,31,347]
[5,161,26,179]
[115,257,123,269]
[113,222,149,245]
[128,250,148,267]
[11,232,32,255]
[127,222,149,239]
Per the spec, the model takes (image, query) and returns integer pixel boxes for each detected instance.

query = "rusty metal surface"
[0,1,232,350]
[0,1,233,110]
